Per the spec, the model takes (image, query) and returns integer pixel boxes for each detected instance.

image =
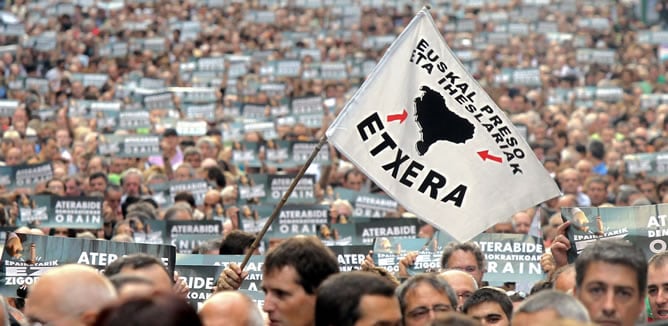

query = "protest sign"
[326,8,560,242]
[265,174,316,204]
[0,234,176,296]
[175,264,223,308]
[0,100,18,117]
[624,152,668,177]
[18,195,103,229]
[175,254,265,292]
[334,187,398,218]
[269,204,329,237]
[562,206,638,261]
[167,220,222,253]
[374,237,441,276]
[0,163,54,191]
[355,218,420,244]
[328,245,373,272]
[473,233,545,292]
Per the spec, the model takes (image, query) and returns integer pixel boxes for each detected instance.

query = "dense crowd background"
[0,0,665,325]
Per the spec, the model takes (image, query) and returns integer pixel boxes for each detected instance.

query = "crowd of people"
[0,0,665,324]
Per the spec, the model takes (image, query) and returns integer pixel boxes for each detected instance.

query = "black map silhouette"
[414,85,475,155]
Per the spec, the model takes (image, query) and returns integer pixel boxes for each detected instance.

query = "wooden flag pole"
[239,134,329,270]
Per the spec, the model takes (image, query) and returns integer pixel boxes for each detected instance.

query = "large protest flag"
[326,8,560,242]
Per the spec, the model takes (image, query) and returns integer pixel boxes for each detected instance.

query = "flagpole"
[238,134,329,270]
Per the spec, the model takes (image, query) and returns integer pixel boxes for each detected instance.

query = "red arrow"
[386,109,408,124]
[477,150,503,163]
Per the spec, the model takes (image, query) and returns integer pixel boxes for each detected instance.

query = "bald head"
[439,270,478,311]
[26,264,117,326]
[199,291,264,326]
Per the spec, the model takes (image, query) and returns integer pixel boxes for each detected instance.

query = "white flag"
[326,8,560,242]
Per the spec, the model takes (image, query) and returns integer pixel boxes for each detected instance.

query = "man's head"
[219,230,256,255]
[647,251,668,321]
[585,176,609,207]
[121,168,143,197]
[25,264,117,326]
[89,172,108,193]
[512,290,590,326]
[439,270,478,311]
[462,288,513,326]
[104,253,173,294]
[396,274,457,326]
[5,147,21,166]
[558,168,580,195]
[316,271,401,326]
[183,147,203,169]
[574,240,646,326]
[511,212,532,234]
[261,236,339,326]
[441,242,485,286]
[342,169,364,191]
[200,291,264,326]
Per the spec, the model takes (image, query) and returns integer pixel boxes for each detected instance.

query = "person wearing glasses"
[396,274,457,326]
[316,271,401,326]
[440,269,478,311]
[462,287,513,326]
[441,242,486,287]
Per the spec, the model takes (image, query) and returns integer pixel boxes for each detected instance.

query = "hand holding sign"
[550,221,572,269]
[215,262,248,292]
[398,251,419,278]
[360,250,375,271]
[173,271,190,298]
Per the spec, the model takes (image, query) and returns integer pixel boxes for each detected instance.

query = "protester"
[439,270,478,311]
[574,240,646,326]
[25,264,117,326]
[647,251,668,322]
[216,236,339,325]
[316,271,401,326]
[0,0,665,324]
[93,294,202,326]
[104,253,187,297]
[199,291,264,326]
[440,242,485,287]
[462,288,513,326]
[396,274,457,326]
[512,290,590,325]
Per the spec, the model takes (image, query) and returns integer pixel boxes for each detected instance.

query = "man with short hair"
[574,239,646,326]
[89,172,109,194]
[316,271,401,326]
[646,251,668,321]
[342,169,364,191]
[4,147,21,166]
[558,168,591,206]
[396,274,457,326]
[512,290,590,325]
[439,270,478,311]
[25,264,117,326]
[216,237,339,326]
[183,147,203,169]
[441,242,485,286]
[200,291,265,326]
[584,176,609,207]
[511,212,531,234]
[104,253,174,294]
[121,168,143,199]
[462,288,513,326]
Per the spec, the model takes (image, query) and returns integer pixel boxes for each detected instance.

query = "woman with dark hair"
[206,166,226,190]
[93,294,202,326]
